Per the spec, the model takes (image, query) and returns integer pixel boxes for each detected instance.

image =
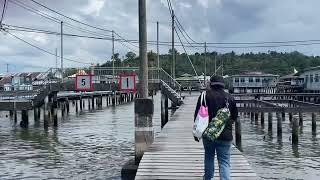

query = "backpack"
[192,91,209,139]
[202,98,230,141]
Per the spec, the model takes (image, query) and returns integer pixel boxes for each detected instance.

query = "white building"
[231,72,279,93]
[299,66,320,92]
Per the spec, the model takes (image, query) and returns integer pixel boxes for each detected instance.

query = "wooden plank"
[135,96,259,180]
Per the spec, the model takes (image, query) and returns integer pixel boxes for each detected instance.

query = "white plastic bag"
[192,91,209,139]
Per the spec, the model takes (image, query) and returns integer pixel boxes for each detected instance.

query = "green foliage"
[98,50,320,76]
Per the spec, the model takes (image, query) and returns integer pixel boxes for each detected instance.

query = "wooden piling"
[255,112,259,124]
[282,112,285,121]
[91,96,95,109]
[299,112,303,126]
[80,98,83,111]
[66,101,70,113]
[250,112,254,122]
[13,110,17,123]
[34,108,38,122]
[289,113,293,123]
[261,112,265,127]
[235,117,242,147]
[268,112,273,132]
[277,113,282,137]
[292,115,299,144]
[312,113,316,134]
[21,110,29,128]
[75,100,78,113]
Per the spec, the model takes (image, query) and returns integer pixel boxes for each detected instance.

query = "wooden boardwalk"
[135,96,259,180]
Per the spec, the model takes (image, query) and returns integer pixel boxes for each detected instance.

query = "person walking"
[194,75,238,180]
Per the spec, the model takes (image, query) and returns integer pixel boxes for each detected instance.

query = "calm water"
[0,93,319,179]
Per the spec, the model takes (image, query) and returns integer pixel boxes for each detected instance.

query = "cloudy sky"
[1,0,320,73]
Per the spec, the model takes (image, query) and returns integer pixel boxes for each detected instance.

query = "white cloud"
[80,0,106,17]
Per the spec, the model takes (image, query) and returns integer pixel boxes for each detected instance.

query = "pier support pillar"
[66,100,70,114]
[34,108,39,122]
[254,112,259,124]
[292,115,299,144]
[299,112,303,126]
[112,93,116,106]
[80,98,83,111]
[282,112,285,121]
[75,100,79,113]
[289,113,293,123]
[250,112,254,123]
[277,113,282,138]
[312,113,316,135]
[20,110,29,128]
[91,96,95,109]
[135,98,154,164]
[13,110,17,123]
[235,117,242,148]
[261,112,265,128]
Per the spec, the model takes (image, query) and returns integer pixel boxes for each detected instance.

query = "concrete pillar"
[268,112,272,131]
[135,98,154,164]
[312,113,316,135]
[292,115,299,144]
[20,110,29,128]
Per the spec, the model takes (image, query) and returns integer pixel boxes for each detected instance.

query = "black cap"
[210,75,225,87]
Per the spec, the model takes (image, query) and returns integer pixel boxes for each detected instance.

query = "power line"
[4,30,94,65]
[28,0,113,33]
[0,0,7,25]
[174,22,200,82]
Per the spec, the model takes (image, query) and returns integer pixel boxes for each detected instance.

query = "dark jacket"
[194,87,238,141]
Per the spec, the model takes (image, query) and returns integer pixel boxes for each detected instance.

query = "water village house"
[231,72,279,94]
[299,66,320,93]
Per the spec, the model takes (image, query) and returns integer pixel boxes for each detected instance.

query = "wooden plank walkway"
[135,96,259,180]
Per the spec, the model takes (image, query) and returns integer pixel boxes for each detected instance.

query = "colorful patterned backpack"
[202,99,230,141]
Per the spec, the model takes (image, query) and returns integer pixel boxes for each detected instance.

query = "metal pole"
[55,48,58,70]
[139,0,148,98]
[157,21,160,81]
[60,21,63,82]
[112,30,115,83]
[204,42,207,86]
[171,10,175,79]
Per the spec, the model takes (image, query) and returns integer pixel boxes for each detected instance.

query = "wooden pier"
[135,96,258,180]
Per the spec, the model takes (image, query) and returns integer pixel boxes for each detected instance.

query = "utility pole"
[204,42,207,86]
[60,21,63,82]
[112,30,115,83]
[138,0,148,98]
[157,21,160,80]
[171,10,175,79]
[55,48,58,70]
[135,0,153,164]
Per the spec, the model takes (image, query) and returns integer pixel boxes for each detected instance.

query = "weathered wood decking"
[135,96,259,180]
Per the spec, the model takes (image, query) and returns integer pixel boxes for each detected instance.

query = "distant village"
[1,65,320,95]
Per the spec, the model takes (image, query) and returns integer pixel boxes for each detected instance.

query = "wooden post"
[254,112,259,124]
[277,112,282,138]
[235,117,242,147]
[161,94,168,128]
[91,96,95,109]
[88,98,91,110]
[282,112,285,121]
[289,113,293,123]
[34,108,38,122]
[20,110,29,128]
[80,98,83,111]
[75,100,78,113]
[261,112,265,127]
[14,110,17,123]
[292,115,299,144]
[112,93,116,106]
[44,99,49,129]
[250,112,254,123]
[66,100,70,114]
[312,113,316,135]
[299,112,303,126]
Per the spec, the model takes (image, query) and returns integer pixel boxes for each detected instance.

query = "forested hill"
[99,50,320,77]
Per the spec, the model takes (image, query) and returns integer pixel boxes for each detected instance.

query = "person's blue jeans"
[203,138,231,180]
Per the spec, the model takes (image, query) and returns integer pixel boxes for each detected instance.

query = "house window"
[305,75,309,83]
[256,78,260,83]
[315,74,319,82]
[249,77,253,83]
[235,78,239,83]
[310,74,314,83]
[240,78,245,83]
